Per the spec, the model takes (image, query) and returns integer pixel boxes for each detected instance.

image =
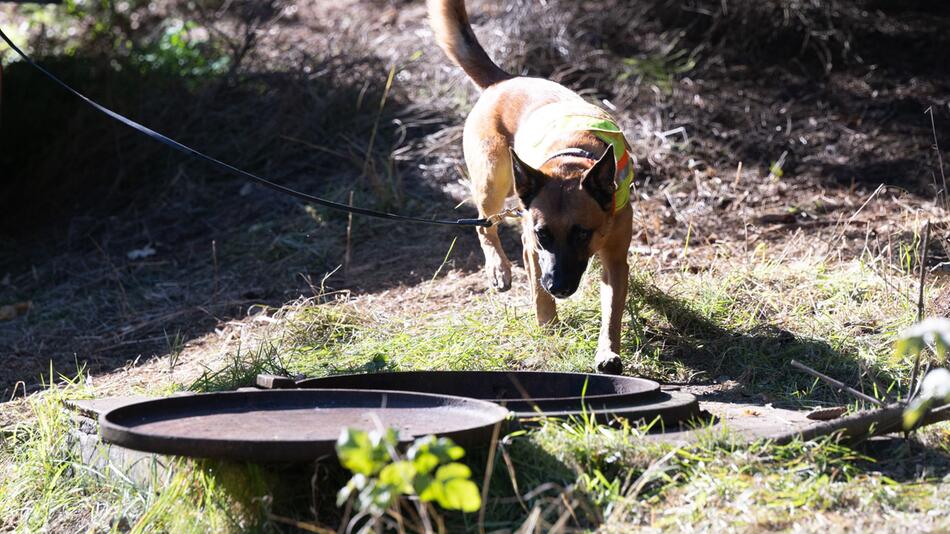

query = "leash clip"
[486,207,524,226]
[456,207,522,228]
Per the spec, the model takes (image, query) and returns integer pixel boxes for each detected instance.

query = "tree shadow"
[855,436,950,483]
[461,435,598,532]
[0,29,487,397]
[626,280,896,407]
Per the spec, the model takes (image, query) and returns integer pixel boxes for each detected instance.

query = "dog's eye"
[571,226,593,242]
[535,226,553,248]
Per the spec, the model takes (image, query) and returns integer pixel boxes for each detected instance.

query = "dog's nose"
[550,288,573,299]
[542,275,575,299]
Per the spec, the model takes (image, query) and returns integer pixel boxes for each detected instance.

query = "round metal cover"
[518,390,705,428]
[293,371,661,413]
[100,389,509,462]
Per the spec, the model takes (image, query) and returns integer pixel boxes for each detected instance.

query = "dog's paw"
[595,350,623,375]
[486,261,512,292]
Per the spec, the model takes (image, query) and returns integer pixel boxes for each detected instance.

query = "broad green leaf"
[416,475,441,503]
[902,403,927,429]
[336,474,367,506]
[439,479,481,512]
[371,487,395,511]
[919,368,950,400]
[379,461,415,494]
[408,436,465,463]
[435,462,471,481]
[445,444,465,461]
[336,428,376,476]
[903,368,950,430]
[429,438,465,462]
[356,482,397,515]
[407,435,434,458]
[336,428,391,476]
[411,451,439,475]
[893,337,925,363]
[896,318,950,361]
[370,427,400,449]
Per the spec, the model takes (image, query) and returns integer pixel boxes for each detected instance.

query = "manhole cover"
[281,371,703,425]
[100,389,509,462]
[291,371,660,412]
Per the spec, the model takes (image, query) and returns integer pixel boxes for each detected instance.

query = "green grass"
[2,254,947,532]
[608,434,949,531]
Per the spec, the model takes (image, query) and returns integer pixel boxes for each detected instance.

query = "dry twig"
[790,359,884,407]
[909,221,932,400]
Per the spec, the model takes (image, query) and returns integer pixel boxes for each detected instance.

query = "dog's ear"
[581,145,617,211]
[511,147,546,208]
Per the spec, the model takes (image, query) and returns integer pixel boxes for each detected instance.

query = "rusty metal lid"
[99,389,509,462]
[517,390,706,428]
[290,371,661,413]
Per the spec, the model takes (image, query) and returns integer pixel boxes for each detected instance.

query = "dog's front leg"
[596,252,628,374]
[477,224,512,291]
[523,231,557,325]
[595,221,631,374]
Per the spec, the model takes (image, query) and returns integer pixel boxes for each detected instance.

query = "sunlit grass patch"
[0,375,96,531]
[618,256,919,401]
[480,414,950,532]
[264,295,603,379]
[611,435,949,531]
[227,254,923,408]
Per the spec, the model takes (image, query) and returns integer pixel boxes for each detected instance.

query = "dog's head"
[512,145,617,299]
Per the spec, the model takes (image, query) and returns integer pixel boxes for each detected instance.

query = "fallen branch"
[770,400,950,445]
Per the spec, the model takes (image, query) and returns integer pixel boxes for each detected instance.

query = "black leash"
[0,27,492,228]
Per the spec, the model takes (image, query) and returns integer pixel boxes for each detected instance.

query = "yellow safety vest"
[514,103,634,214]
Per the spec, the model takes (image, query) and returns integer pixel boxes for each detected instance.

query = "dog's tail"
[427,0,511,89]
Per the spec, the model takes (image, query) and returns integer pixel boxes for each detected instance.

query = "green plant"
[188,340,289,392]
[132,19,231,78]
[895,318,950,429]
[23,0,230,81]
[335,428,481,533]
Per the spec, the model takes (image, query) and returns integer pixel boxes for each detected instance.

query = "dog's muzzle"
[541,271,580,299]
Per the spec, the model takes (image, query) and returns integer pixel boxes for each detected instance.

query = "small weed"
[164,328,185,372]
[188,341,289,392]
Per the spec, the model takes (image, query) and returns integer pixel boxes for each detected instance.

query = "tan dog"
[428,0,634,374]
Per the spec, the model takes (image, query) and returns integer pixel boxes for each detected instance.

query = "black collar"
[543,148,597,164]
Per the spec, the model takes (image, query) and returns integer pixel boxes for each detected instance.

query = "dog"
[427,0,634,374]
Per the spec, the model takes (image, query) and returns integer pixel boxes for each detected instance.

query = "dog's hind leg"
[464,134,514,291]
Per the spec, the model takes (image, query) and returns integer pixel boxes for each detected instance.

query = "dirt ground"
[1,0,949,401]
